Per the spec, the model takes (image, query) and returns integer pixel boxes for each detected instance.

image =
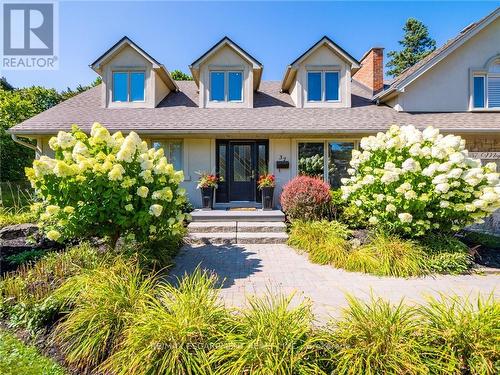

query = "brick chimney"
[353,47,384,94]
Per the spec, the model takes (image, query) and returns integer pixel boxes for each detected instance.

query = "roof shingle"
[9,80,500,136]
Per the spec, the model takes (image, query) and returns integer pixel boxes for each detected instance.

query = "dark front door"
[229,142,256,201]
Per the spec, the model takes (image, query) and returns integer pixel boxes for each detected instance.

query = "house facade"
[9,7,500,209]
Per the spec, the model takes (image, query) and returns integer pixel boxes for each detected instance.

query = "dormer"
[90,37,178,108]
[281,36,360,108]
[189,37,263,108]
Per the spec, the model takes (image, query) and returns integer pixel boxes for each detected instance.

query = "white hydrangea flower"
[149,204,163,217]
[56,131,76,149]
[108,164,125,181]
[401,158,421,172]
[385,204,396,212]
[404,190,417,199]
[422,126,439,141]
[137,186,149,198]
[435,183,450,194]
[381,171,399,184]
[398,213,413,223]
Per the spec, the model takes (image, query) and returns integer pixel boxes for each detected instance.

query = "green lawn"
[0,329,66,375]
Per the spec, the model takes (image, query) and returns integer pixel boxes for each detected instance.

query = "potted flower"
[197,172,222,210]
[258,173,276,210]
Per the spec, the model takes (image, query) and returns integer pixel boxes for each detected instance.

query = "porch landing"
[186,209,287,244]
[190,209,285,222]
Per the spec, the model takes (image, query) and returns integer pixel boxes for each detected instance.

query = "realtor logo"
[1,0,59,69]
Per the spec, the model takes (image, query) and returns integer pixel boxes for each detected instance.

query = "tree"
[170,70,193,81]
[0,77,102,181]
[60,76,102,100]
[0,86,61,181]
[0,77,14,91]
[386,18,436,77]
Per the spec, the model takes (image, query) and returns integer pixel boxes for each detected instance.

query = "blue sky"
[3,1,499,90]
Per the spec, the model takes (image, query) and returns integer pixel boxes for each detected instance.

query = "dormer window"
[472,59,500,109]
[307,71,340,102]
[112,71,145,102]
[210,71,243,102]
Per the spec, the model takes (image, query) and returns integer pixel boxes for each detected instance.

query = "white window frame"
[469,56,500,112]
[112,70,146,103]
[486,73,500,109]
[472,74,486,109]
[209,70,244,103]
[306,70,340,103]
[295,139,358,183]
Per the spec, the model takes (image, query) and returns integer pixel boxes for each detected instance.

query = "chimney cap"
[360,47,385,62]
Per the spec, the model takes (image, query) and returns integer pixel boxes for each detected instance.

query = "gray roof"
[10,80,500,136]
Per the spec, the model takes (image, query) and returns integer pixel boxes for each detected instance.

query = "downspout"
[11,133,41,154]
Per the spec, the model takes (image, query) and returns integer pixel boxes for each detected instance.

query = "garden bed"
[1,251,498,374]
[287,219,500,277]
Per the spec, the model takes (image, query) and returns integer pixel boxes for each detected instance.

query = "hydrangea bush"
[26,123,187,246]
[341,125,500,237]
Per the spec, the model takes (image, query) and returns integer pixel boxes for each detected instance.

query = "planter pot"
[200,187,214,210]
[261,186,275,211]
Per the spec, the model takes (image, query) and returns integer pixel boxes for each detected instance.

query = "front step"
[185,232,288,245]
[186,218,288,245]
[190,209,285,222]
[188,222,236,233]
[237,222,286,233]
[185,232,236,245]
[237,232,288,244]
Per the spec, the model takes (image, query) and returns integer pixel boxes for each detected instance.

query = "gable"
[281,36,360,92]
[299,43,350,67]
[381,17,500,112]
[102,44,152,69]
[377,7,500,102]
[189,37,263,91]
[90,37,177,92]
[200,44,251,68]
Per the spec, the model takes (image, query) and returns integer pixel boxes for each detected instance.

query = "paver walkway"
[170,243,500,324]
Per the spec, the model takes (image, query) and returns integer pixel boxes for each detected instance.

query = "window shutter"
[488,76,500,108]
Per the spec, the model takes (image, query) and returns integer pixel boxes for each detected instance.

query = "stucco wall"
[198,45,254,108]
[293,45,352,108]
[392,19,500,112]
[37,133,500,221]
[153,70,170,106]
[100,45,158,109]
[269,138,293,207]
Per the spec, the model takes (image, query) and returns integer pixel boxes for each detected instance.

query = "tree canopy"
[170,70,193,81]
[0,77,101,181]
[386,18,436,78]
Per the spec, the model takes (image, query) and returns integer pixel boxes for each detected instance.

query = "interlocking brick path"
[170,244,500,324]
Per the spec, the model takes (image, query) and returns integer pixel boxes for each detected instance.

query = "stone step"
[185,232,236,245]
[237,222,287,233]
[237,232,289,244]
[187,222,236,233]
[190,209,285,222]
[185,231,289,245]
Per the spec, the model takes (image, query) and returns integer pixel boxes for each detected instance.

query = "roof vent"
[460,22,476,34]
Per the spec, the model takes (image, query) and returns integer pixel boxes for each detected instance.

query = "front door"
[229,142,256,201]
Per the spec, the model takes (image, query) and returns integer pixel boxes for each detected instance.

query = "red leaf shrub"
[280,176,332,221]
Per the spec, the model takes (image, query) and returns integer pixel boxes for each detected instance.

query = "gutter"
[9,127,500,137]
[11,133,41,153]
